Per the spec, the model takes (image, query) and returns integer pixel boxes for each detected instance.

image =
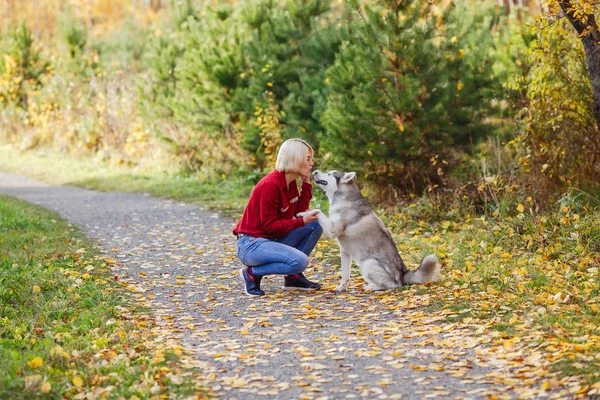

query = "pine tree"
[320,0,504,191]
[56,5,88,77]
[175,4,244,137]
[0,23,47,109]
[231,0,343,161]
[139,0,196,122]
[171,0,343,168]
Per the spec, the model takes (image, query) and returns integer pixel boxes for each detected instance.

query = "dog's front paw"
[296,210,314,218]
[335,285,347,294]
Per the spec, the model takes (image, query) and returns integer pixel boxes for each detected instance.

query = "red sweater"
[233,170,312,238]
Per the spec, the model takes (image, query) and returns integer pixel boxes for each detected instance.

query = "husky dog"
[301,170,440,293]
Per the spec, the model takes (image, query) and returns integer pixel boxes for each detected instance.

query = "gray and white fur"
[301,170,440,293]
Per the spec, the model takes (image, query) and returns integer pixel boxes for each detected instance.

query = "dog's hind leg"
[361,259,399,291]
[335,247,352,293]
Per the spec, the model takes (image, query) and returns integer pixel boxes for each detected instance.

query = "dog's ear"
[341,172,356,184]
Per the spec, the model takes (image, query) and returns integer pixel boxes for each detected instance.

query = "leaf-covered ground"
[1,170,598,399]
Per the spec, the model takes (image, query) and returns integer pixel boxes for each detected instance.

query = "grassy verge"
[0,195,207,398]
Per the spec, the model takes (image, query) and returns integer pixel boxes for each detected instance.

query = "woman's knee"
[289,253,310,274]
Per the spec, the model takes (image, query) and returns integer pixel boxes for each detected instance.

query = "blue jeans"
[236,221,323,277]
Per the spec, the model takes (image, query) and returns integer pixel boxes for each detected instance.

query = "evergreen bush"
[0,23,48,110]
[319,0,510,192]
[94,19,149,72]
[56,6,89,77]
[139,0,342,173]
[231,0,342,161]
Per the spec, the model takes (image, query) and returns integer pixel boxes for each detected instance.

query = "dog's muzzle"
[312,170,328,186]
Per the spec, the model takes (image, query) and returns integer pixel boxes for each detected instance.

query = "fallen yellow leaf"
[40,381,51,393]
[27,357,43,369]
[72,376,83,388]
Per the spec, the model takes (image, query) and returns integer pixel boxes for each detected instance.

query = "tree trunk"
[580,35,600,132]
[558,0,600,131]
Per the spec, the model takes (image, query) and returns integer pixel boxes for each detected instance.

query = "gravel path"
[1,171,555,400]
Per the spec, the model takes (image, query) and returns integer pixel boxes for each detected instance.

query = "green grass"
[76,172,251,218]
[0,195,205,398]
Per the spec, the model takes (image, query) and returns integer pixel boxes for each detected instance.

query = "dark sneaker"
[239,267,264,297]
[283,273,321,290]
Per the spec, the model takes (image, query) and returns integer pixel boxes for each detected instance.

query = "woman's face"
[298,152,314,178]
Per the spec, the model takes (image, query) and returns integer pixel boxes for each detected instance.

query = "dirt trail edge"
[0,171,561,400]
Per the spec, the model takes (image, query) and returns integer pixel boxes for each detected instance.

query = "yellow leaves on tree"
[256,92,282,171]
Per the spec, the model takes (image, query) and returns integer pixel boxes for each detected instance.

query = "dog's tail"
[403,254,440,285]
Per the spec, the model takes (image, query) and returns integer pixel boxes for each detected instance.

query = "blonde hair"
[275,138,313,173]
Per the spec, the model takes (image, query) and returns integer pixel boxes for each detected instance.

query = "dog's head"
[312,170,357,196]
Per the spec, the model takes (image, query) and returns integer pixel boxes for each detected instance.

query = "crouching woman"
[233,138,323,296]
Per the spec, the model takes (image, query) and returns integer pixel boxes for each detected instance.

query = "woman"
[233,138,323,296]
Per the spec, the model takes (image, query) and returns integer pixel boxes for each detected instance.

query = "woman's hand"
[301,209,320,224]
[300,167,313,183]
